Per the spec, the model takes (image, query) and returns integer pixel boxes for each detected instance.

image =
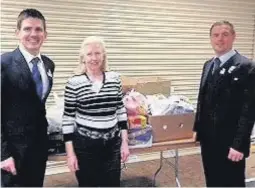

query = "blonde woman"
[62,36,129,187]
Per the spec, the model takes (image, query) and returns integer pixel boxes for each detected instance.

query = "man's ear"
[15,29,20,38]
[44,31,48,41]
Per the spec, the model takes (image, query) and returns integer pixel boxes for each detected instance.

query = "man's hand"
[0,157,17,175]
[228,147,244,162]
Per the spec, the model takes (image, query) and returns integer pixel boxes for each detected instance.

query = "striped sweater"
[62,71,128,141]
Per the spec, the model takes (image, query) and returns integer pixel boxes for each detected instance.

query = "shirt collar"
[19,44,42,64]
[216,49,236,66]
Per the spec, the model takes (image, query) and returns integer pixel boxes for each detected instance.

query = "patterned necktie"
[31,57,43,99]
[212,57,221,74]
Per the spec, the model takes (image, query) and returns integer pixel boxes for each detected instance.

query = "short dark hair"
[17,8,46,30]
[210,20,235,36]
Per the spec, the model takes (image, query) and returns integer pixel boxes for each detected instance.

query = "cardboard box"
[148,113,195,143]
[121,76,171,96]
[121,76,138,93]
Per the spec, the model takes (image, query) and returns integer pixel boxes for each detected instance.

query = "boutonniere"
[228,66,237,74]
[47,69,53,77]
[220,68,226,75]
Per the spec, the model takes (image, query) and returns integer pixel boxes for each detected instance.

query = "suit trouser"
[73,133,121,187]
[201,142,245,187]
[1,156,47,187]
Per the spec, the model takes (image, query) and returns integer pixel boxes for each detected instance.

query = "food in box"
[128,115,147,129]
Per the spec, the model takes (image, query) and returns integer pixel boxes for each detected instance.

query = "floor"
[44,151,255,187]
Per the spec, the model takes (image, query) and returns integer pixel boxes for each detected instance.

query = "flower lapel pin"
[220,68,226,75]
[47,69,53,78]
[228,66,237,74]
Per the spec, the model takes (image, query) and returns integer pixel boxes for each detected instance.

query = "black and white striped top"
[62,71,128,142]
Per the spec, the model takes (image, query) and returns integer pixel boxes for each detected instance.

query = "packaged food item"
[128,115,147,129]
[128,125,153,149]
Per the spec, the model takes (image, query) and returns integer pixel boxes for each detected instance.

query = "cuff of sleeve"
[231,138,242,151]
[1,151,11,161]
[118,121,128,130]
[64,133,74,142]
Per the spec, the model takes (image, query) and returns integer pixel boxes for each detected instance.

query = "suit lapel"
[13,48,36,90]
[228,52,241,67]
[205,53,241,96]
[215,53,241,84]
[42,56,53,101]
[201,59,214,89]
[14,48,53,103]
[201,52,241,90]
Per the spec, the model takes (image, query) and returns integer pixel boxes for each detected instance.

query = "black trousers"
[73,134,121,187]
[1,155,47,187]
[201,142,245,187]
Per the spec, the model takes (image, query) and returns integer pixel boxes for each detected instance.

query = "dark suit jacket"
[1,48,55,167]
[193,52,255,157]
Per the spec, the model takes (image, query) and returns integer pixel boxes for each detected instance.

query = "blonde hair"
[75,36,108,75]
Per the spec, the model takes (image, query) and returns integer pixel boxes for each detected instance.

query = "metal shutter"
[1,0,255,106]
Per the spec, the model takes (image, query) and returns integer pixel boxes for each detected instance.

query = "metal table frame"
[124,139,197,187]
[152,148,180,187]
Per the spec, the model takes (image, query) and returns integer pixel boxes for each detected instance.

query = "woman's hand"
[67,155,79,172]
[120,129,130,162]
[65,141,79,172]
[121,139,130,162]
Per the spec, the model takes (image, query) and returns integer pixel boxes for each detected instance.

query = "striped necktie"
[31,57,43,99]
[212,57,221,74]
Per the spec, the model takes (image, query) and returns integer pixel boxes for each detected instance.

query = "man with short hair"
[1,8,55,186]
[193,20,255,187]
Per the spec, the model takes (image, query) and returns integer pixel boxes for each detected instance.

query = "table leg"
[175,148,181,187]
[153,151,163,186]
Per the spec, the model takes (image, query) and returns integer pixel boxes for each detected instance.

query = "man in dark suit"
[1,8,55,186]
[193,20,255,187]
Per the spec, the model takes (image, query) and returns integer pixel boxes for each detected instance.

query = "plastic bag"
[46,92,64,134]
[128,125,153,148]
[123,90,148,116]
